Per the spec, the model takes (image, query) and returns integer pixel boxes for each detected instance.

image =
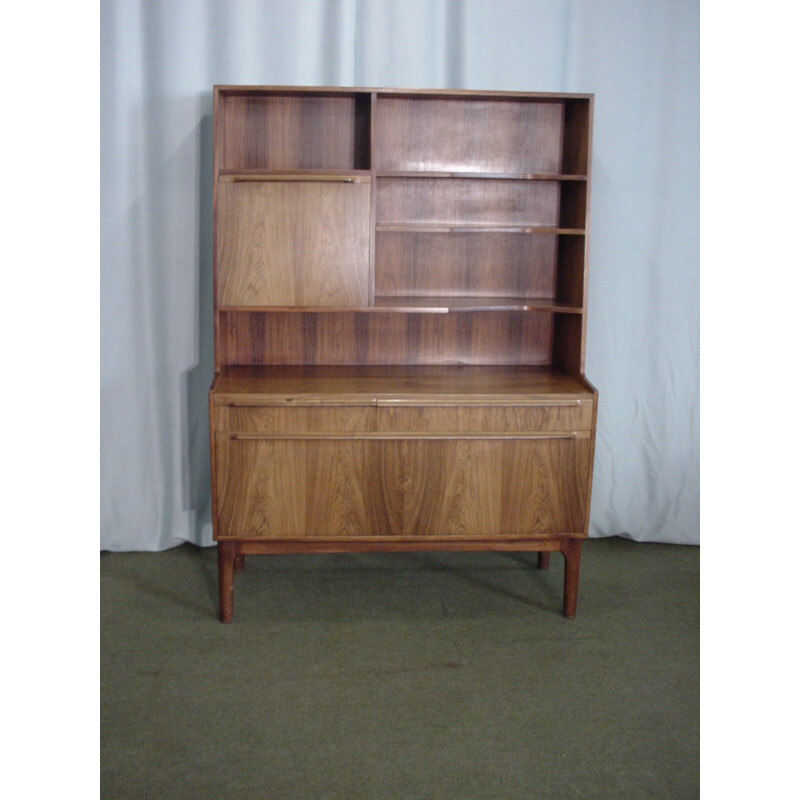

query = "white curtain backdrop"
[100,0,699,550]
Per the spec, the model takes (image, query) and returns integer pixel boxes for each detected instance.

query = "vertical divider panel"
[369,92,378,305]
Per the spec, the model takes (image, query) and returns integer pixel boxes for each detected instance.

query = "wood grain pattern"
[219,92,370,171]
[376,177,560,226]
[217,181,370,306]
[220,405,377,433]
[211,364,595,403]
[216,438,383,538]
[375,403,593,433]
[373,97,565,173]
[210,86,596,620]
[219,310,554,366]
[215,435,590,539]
[374,230,558,299]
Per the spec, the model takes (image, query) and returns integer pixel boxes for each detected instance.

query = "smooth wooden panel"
[381,437,589,536]
[215,436,307,537]
[219,92,370,171]
[211,364,595,402]
[500,437,590,534]
[219,310,553,366]
[217,182,370,306]
[221,405,377,433]
[374,231,557,298]
[376,177,559,226]
[376,403,593,433]
[216,435,589,539]
[216,438,386,538]
[373,98,565,173]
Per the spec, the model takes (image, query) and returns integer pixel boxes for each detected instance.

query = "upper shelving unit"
[213,86,593,374]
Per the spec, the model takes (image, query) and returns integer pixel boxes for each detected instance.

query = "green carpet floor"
[101,537,699,799]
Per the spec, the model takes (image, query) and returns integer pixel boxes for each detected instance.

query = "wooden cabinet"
[209,86,598,621]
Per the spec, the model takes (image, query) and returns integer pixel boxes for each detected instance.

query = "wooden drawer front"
[218,405,376,433]
[376,402,592,433]
[215,434,590,538]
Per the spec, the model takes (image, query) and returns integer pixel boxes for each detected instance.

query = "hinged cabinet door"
[217,181,370,307]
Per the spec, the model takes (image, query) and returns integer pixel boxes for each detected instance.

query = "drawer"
[217,404,377,434]
[376,401,592,433]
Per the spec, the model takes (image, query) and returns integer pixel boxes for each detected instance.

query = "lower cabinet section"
[215,432,591,539]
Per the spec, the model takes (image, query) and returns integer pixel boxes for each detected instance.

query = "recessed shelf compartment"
[217,88,371,171]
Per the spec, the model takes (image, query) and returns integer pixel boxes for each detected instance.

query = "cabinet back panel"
[219,310,553,366]
[219,92,370,170]
[376,177,560,225]
[374,231,557,298]
[374,98,564,173]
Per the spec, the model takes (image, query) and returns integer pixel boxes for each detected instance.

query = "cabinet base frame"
[217,536,583,623]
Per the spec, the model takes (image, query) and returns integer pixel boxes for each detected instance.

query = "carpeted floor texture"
[101,537,699,799]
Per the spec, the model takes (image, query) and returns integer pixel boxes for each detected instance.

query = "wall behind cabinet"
[101,0,698,549]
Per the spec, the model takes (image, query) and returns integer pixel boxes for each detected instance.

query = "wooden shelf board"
[220,297,583,314]
[373,296,583,313]
[212,364,596,403]
[376,171,587,181]
[375,223,585,234]
[219,169,371,183]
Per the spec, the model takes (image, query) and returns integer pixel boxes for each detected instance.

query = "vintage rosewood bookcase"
[209,85,598,622]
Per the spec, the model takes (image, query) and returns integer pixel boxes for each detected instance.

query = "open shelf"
[375,224,585,234]
[373,296,583,313]
[219,169,371,183]
[219,297,583,314]
[376,171,587,181]
[373,94,589,174]
[216,88,371,171]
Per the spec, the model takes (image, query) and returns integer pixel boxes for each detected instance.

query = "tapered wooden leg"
[560,539,582,619]
[538,551,550,570]
[234,554,245,572]
[218,542,237,623]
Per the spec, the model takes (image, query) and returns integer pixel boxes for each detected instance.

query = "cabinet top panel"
[212,365,596,403]
[214,85,593,101]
